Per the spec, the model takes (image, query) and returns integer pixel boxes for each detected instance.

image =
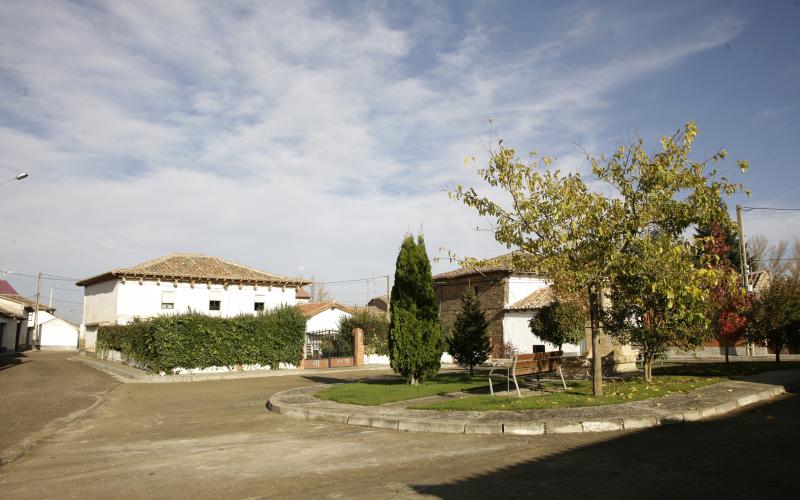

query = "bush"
[96,306,307,373]
[338,310,389,355]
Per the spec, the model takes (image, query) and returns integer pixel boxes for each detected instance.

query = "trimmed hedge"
[97,306,307,373]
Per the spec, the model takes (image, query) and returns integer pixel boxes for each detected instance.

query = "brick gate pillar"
[352,327,364,366]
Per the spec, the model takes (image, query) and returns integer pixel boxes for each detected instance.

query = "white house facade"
[35,310,79,350]
[297,302,354,333]
[76,253,311,352]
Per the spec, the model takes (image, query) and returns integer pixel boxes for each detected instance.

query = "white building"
[0,300,27,352]
[297,302,354,333]
[36,310,80,350]
[76,253,311,352]
[0,291,76,351]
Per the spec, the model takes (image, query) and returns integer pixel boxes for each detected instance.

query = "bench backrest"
[512,351,563,376]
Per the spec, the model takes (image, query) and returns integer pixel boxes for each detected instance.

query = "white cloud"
[0,1,754,321]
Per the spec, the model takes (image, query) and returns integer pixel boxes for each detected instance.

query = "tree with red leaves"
[701,224,750,363]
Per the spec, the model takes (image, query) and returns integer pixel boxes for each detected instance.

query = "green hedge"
[338,310,389,355]
[97,306,307,373]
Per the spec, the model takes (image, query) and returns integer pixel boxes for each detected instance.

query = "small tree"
[388,234,444,384]
[448,290,491,375]
[529,299,586,351]
[605,237,717,382]
[747,276,800,362]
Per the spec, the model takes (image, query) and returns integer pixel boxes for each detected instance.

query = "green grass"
[316,373,489,406]
[317,361,800,410]
[410,376,722,411]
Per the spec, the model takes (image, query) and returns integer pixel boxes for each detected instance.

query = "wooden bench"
[488,351,567,397]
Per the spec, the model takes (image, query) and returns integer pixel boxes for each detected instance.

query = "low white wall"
[502,311,580,355]
[364,352,455,366]
[97,348,298,374]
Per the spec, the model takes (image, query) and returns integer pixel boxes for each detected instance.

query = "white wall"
[505,275,549,308]
[306,307,351,332]
[94,280,295,324]
[502,311,581,355]
[83,280,118,326]
[38,311,79,349]
[0,316,26,351]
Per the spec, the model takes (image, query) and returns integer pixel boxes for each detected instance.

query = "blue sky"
[1,0,798,320]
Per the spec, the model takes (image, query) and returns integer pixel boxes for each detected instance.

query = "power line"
[741,206,800,212]
[752,258,799,261]
[51,297,83,305]
[313,275,389,285]
[0,271,77,282]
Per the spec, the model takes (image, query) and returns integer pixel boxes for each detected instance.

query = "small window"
[209,300,221,311]
[161,291,175,310]
[254,302,265,312]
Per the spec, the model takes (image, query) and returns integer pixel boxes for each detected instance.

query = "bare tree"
[769,240,789,275]
[309,276,332,302]
[747,235,769,272]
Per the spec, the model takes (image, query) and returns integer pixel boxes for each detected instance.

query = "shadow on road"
[412,393,800,500]
[0,352,27,372]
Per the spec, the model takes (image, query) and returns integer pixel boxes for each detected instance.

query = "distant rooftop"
[433,251,541,281]
[76,253,311,288]
[0,279,18,295]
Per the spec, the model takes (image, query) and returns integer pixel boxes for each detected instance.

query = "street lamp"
[0,173,29,187]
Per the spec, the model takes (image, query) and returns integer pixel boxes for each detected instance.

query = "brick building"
[433,252,584,357]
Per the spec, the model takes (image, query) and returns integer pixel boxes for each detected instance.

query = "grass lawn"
[411,376,721,411]
[317,361,800,410]
[316,373,489,406]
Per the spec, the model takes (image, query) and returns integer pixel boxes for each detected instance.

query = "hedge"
[338,310,389,356]
[97,306,307,373]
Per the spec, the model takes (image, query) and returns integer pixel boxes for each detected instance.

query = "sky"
[1,0,798,322]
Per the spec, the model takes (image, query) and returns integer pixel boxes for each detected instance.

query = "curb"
[74,355,406,384]
[266,370,799,436]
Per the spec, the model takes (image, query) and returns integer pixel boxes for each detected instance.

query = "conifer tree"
[388,234,444,384]
[448,290,491,375]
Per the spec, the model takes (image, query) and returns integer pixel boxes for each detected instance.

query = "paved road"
[0,357,798,499]
[0,351,117,457]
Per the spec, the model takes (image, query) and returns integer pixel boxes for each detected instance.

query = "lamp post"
[0,173,29,187]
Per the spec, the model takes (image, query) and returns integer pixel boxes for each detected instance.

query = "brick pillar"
[352,327,364,366]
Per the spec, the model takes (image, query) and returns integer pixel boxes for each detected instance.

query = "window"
[161,291,175,310]
[209,300,221,311]
[254,294,265,312]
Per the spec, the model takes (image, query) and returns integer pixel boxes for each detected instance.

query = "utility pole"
[385,274,391,321]
[48,287,53,308]
[736,204,753,356]
[736,205,750,292]
[33,272,42,350]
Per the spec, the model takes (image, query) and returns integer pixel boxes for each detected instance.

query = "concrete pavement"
[0,351,118,463]
[1,355,798,499]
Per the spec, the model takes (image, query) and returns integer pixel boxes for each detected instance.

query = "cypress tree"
[388,234,444,385]
[448,290,491,375]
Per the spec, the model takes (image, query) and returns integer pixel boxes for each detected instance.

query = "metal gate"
[302,330,355,369]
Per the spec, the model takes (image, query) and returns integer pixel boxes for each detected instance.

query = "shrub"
[96,306,306,373]
[338,310,389,355]
[529,299,586,350]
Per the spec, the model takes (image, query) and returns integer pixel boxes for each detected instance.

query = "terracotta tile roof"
[295,287,311,300]
[506,287,557,311]
[433,251,542,280]
[0,294,56,312]
[76,253,311,288]
[0,279,19,295]
[296,302,355,318]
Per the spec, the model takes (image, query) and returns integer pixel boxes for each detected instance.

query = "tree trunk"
[776,349,781,363]
[409,374,417,385]
[643,357,653,383]
[724,337,730,364]
[588,286,603,397]
[469,364,474,376]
